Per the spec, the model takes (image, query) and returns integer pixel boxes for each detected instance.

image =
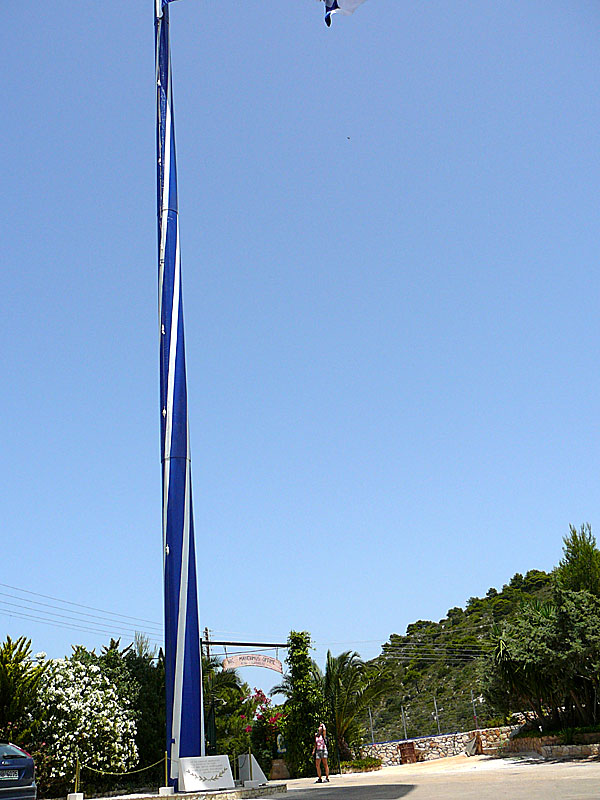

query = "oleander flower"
[36,657,138,782]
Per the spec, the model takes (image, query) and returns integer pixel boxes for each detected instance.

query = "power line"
[384,651,490,656]
[0,601,160,642]
[1,584,299,655]
[380,646,491,660]
[385,621,494,639]
[203,640,288,648]
[381,645,491,659]
[381,654,486,663]
[219,648,280,657]
[382,657,482,664]
[0,590,163,631]
[0,582,162,628]
[382,642,491,651]
[383,641,490,649]
[382,639,492,653]
[314,639,388,646]
[0,607,162,646]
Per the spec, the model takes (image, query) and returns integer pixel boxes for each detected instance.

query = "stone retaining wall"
[541,743,600,759]
[361,726,516,766]
[507,735,561,754]
[506,735,600,760]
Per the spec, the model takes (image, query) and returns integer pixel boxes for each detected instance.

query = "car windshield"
[0,744,28,758]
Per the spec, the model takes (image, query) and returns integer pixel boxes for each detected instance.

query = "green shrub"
[340,757,382,773]
[282,632,324,778]
[513,722,600,742]
[572,724,600,736]
[512,728,547,739]
[561,727,575,745]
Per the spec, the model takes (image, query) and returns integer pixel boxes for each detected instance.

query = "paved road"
[284,754,600,800]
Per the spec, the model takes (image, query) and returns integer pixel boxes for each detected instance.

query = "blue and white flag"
[322,0,368,27]
[155,0,204,787]
[156,0,180,19]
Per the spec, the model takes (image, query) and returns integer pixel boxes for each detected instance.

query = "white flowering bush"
[36,655,138,791]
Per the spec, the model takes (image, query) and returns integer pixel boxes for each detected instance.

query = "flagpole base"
[159,788,174,796]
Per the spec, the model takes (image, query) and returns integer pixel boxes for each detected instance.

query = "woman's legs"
[323,757,329,780]
[315,758,322,780]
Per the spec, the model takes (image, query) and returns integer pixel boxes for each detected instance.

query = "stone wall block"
[361,726,517,766]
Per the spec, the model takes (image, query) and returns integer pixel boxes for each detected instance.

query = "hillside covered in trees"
[3,524,600,788]
[367,524,600,743]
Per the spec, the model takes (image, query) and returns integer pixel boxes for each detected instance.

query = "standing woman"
[312,723,330,782]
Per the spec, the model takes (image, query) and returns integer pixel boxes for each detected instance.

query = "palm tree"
[0,636,50,743]
[203,656,244,754]
[271,650,394,761]
[203,655,243,696]
[270,660,323,702]
[323,650,394,760]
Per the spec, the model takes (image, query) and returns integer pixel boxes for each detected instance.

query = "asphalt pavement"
[284,754,600,800]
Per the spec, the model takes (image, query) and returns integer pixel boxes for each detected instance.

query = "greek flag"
[156,0,180,17]
[323,0,368,27]
[155,0,204,786]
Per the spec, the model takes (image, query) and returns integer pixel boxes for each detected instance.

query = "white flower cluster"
[38,657,138,779]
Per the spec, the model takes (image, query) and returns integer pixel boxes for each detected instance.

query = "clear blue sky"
[3,0,600,692]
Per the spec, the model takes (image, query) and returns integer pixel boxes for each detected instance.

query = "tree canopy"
[0,636,49,744]
[555,523,600,596]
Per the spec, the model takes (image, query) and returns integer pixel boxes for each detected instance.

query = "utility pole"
[204,627,210,659]
[334,709,342,776]
[401,705,408,740]
[368,707,375,745]
[470,689,478,730]
[433,696,441,735]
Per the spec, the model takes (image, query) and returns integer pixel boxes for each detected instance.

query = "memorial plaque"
[238,753,267,784]
[179,755,234,792]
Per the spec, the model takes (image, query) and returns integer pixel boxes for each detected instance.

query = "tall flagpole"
[155,0,204,785]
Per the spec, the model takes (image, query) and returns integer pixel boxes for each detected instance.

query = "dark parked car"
[0,743,36,800]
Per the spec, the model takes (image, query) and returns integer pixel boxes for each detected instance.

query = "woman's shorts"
[315,749,328,759]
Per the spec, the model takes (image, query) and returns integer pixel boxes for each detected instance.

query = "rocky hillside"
[366,569,552,742]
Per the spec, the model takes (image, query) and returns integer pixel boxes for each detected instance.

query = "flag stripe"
[155,4,204,786]
[171,458,191,776]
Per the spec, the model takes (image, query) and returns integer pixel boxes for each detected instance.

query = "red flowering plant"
[214,688,260,768]
[249,689,287,775]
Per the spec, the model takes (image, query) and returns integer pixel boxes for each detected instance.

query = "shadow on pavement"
[538,755,600,764]
[505,753,600,766]
[288,784,414,798]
